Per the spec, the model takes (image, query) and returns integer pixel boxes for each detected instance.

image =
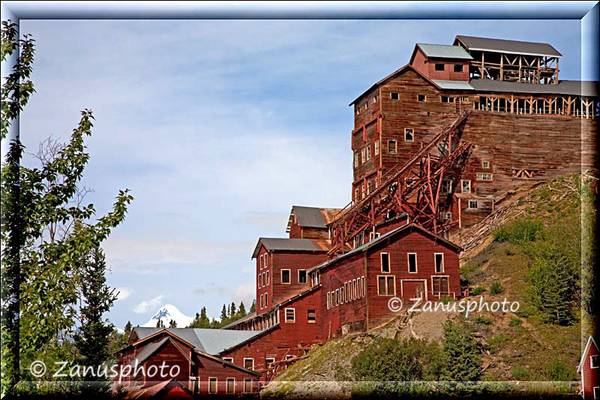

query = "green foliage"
[527,245,577,325]
[442,319,482,381]
[545,359,576,381]
[511,366,529,380]
[351,338,426,381]
[490,281,503,295]
[473,316,492,326]
[493,218,542,244]
[509,317,522,327]
[470,287,485,296]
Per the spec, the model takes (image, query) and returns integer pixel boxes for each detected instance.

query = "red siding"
[410,47,470,81]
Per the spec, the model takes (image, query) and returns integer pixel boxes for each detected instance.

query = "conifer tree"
[238,302,247,317]
[442,319,481,381]
[250,300,256,313]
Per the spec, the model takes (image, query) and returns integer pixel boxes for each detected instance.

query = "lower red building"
[579,336,600,400]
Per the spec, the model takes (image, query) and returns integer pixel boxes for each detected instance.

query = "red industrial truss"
[329,111,472,255]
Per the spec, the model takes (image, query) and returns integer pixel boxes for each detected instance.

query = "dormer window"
[435,63,445,71]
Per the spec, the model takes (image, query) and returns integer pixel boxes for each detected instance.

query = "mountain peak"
[142,304,193,328]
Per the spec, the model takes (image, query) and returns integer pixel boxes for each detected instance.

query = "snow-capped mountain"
[142,304,194,328]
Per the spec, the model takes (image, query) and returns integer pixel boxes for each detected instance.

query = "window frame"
[307,309,316,324]
[454,64,463,72]
[374,140,380,155]
[431,276,450,297]
[468,200,479,209]
[461,179,471,193]
[281,269,291,284]
[284,307,296,323]
[482,160,490,169]
[266,357,276,369]
[208,377,218,394]
[434,63,445,71]
[407,252,418,274]
[243,379,253,394]
[417,94,426,102]
[243,358,255,371]
[380,252,390,273]
[377,275,396,296]
[591,354,600,369]
[434,253,444,273]
[298,269,307,284]
[388,139,398,154]
[404,128,414,142]
[226,378,236,394]
[390,92,400,100]
[223,357,234,363]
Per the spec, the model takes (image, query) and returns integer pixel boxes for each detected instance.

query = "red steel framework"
[329,111,473,255]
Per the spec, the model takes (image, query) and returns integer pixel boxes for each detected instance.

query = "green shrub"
[511,366,529,380]
[488,334,510,353]
[351,338,424,381]
[545,359,576,381]
[442,320,482,381]
[473,316,492,325]
[509,317,522,327]
[490,281,503,295]
[493,218,542,244]
[470,287,486,296]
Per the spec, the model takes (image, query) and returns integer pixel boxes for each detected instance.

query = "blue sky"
[16,19,581,328]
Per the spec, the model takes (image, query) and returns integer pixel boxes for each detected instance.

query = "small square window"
[388,140,398,154]
[435,63,445,71]
[244,358,255,370]
[298,269,307,284]
[404,128,414,142]
[390,92,399,100]
[266,357,276,368]
[418,94,426,102]
[482,160,490,169]
[441,95,454,103]
[281,269,291,284]
[284,308,295,323]
[591,355,600,368]
[468,200,479,209]
[454,64,463,72]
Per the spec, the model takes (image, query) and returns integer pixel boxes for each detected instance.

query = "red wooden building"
[579,336,600,400]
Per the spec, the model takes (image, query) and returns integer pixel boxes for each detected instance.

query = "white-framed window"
[243,379,253,393]
[208,377,218,394]
[298,269,307,284]
[281,269,291,284]
[366,145,371,161]
[482,160,490,169]
[407,253,418,273]
[593,386,600,400]
[307,309,316,323]
[374,140,380,155]
[591,355,600,368]
[388,139,397,154]
[444,211,452,220]
[226,378,236,394]
[404,128,414,142]
[468,200,478,209]
[377,275,396,296]
[326,292,331,309]
[259,254,263,268]
[441,95,454,103]
[284,308,295,323]
[418,94,426,102]
[461,179,471,193]
[380,252,390,273]
[265,293,268,306]
[361,147,366,163]
[390,92,399,100]
[335,288,340,306]
[354,151,359,167]
[243,358,255,371]
[266,271,270,285]
[476,172,493,181]
[434,253,444,273]
[266,357,276,368]
[340,286,345,304]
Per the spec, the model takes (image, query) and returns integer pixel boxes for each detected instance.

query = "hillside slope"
[262,174,592,399]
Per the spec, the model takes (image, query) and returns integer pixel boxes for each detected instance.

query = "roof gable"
[578,336,599,372]
[287,205,341,231]
[251,237,328,259]
[411,43,473,62]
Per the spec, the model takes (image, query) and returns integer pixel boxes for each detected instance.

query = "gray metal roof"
[416,44,473,60]
[252,237,326,258]
[131,337,170,365]
[432,80,475,91]
[455,35,562,57]
[291,206,327,228]
[132,327,264,355]
[468,79,598,97]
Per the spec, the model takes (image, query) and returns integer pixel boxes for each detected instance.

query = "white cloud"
[133,295,164,314]
[232,283,256,308]
[115,287,132,301]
